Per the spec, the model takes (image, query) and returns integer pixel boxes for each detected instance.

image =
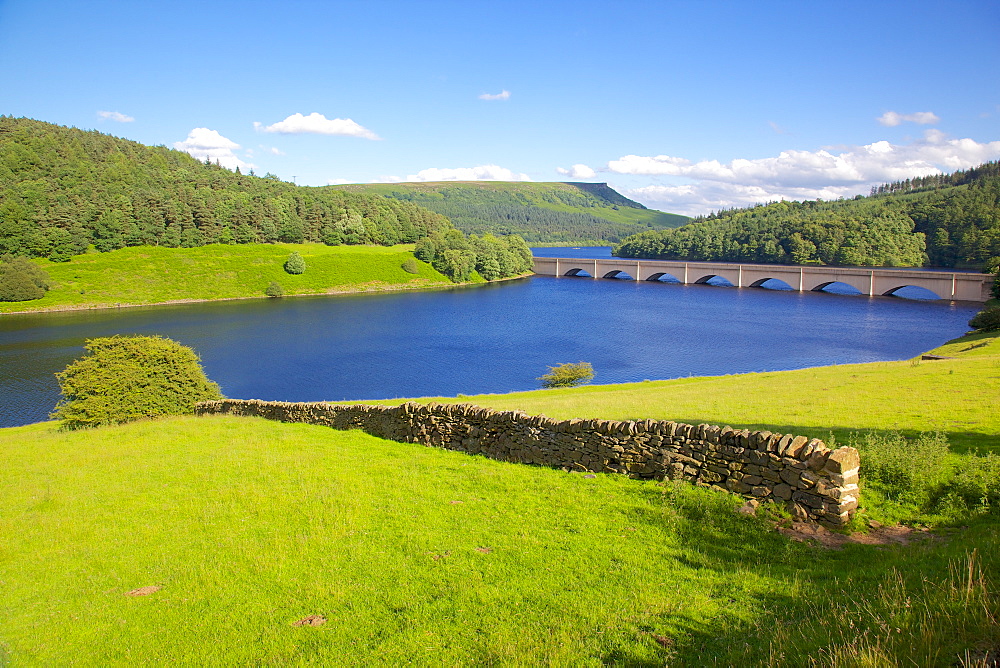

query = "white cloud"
[613,132,1000,216]
[556,163,597,179]
[97,110,134,123]
[398,164,532,182]
[173,127,253,171]
[479,90,511,101]
[327,178,354,185]
[260,145,285,156]
[877,110,940,127]
[254,112,380,140]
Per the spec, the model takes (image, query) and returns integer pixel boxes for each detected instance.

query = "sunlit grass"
[0,243,452,314]
[1,416,997,665]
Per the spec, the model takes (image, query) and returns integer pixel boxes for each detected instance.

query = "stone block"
[791,490,825,509]
[751,485,770,497]
[823,447,860,475]
[773,483,793,500]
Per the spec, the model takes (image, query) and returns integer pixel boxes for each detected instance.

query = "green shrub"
[51,335,223,429]
[0,255,51,301]
[401,258,419,274]
[265,281,284,297]
[538,362,595,389]
[969,306,1000,332]
[283,251,306,274]
[854,431,952,507]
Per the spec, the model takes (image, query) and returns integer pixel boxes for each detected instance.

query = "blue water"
[0,256,980,428]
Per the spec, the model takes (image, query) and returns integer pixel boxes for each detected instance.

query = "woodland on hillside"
[0,117,533,283]
[334,182,689,244]
[614,162,1000,269]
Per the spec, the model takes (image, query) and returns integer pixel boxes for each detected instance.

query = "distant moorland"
[332,180,690,245]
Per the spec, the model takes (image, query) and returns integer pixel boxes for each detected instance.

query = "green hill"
[614,161,1000,268]
[330,180,690,245]
[0,117,454,261]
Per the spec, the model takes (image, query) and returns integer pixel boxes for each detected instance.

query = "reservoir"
[0,249,981,428]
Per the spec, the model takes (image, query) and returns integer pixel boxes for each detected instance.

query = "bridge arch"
[693,274,736,287]
[749,277,794,291]
[644,272,682,283]
[811,281,864,296]
[881,285,943,300]
[602,270,635,280]
[807,277,869,295]
[563,267,592,278]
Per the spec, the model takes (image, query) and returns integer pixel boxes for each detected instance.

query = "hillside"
[0,117,455,260]
[331,180,690,245]
[614,161,1000,269]
[0,244,457,314]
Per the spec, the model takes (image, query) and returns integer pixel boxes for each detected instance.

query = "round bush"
[265,281,284,297]
[284,251,306,275]
[0,255,51,302]
[969,306,1000,332]
[51,335,223,429]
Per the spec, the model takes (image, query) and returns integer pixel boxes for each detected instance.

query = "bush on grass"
[969,306,1000,332]
[283,251,306,275]
[265,281,284,297]
[0,255,51,301]
[402,258,419,274]
[51,335,222,429]
[538,361,595,388]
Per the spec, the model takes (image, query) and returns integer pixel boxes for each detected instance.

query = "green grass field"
[1,416,996,666]
[1,326,997,664]
[0,244,454,314]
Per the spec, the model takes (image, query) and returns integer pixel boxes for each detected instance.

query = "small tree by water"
[51,335,222,429]
[265,281,284,298]
[539,362,595,389]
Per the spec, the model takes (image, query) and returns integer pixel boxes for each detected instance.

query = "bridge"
[532,257,993,302]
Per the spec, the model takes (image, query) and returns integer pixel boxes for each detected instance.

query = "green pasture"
[1,416,996,666]
[0,243,451,314]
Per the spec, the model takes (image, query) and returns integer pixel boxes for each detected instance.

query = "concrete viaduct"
[532,257,993,302]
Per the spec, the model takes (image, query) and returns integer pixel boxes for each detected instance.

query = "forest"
[0,117,458,258]
[0,117,536,283]
[332,181,689,244]
[614,162,1000,269]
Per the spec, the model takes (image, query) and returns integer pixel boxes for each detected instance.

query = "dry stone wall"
[195,399,860,525]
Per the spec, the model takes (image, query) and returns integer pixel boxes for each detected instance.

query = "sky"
[1,0,998,216]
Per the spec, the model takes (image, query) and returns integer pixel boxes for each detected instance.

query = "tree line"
[615,161,1000,269]
[0,117,456,261]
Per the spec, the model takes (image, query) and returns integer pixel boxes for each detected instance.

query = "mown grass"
[1,416,997,666]
[367,328,1000,455]
[0,243,453,314]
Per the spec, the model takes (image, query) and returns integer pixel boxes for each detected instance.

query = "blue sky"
[1,0,998,215]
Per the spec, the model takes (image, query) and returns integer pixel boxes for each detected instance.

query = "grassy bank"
[1,415,996,665]
[364,329,1000,455]
[0,243,455,314]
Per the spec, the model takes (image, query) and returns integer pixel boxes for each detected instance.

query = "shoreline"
[0,273,534,317]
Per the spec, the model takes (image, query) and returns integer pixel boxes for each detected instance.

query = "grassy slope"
[0,243,454,314]
[1,416,996,666]
[361,329,1000,454]
[333,180,690,229]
